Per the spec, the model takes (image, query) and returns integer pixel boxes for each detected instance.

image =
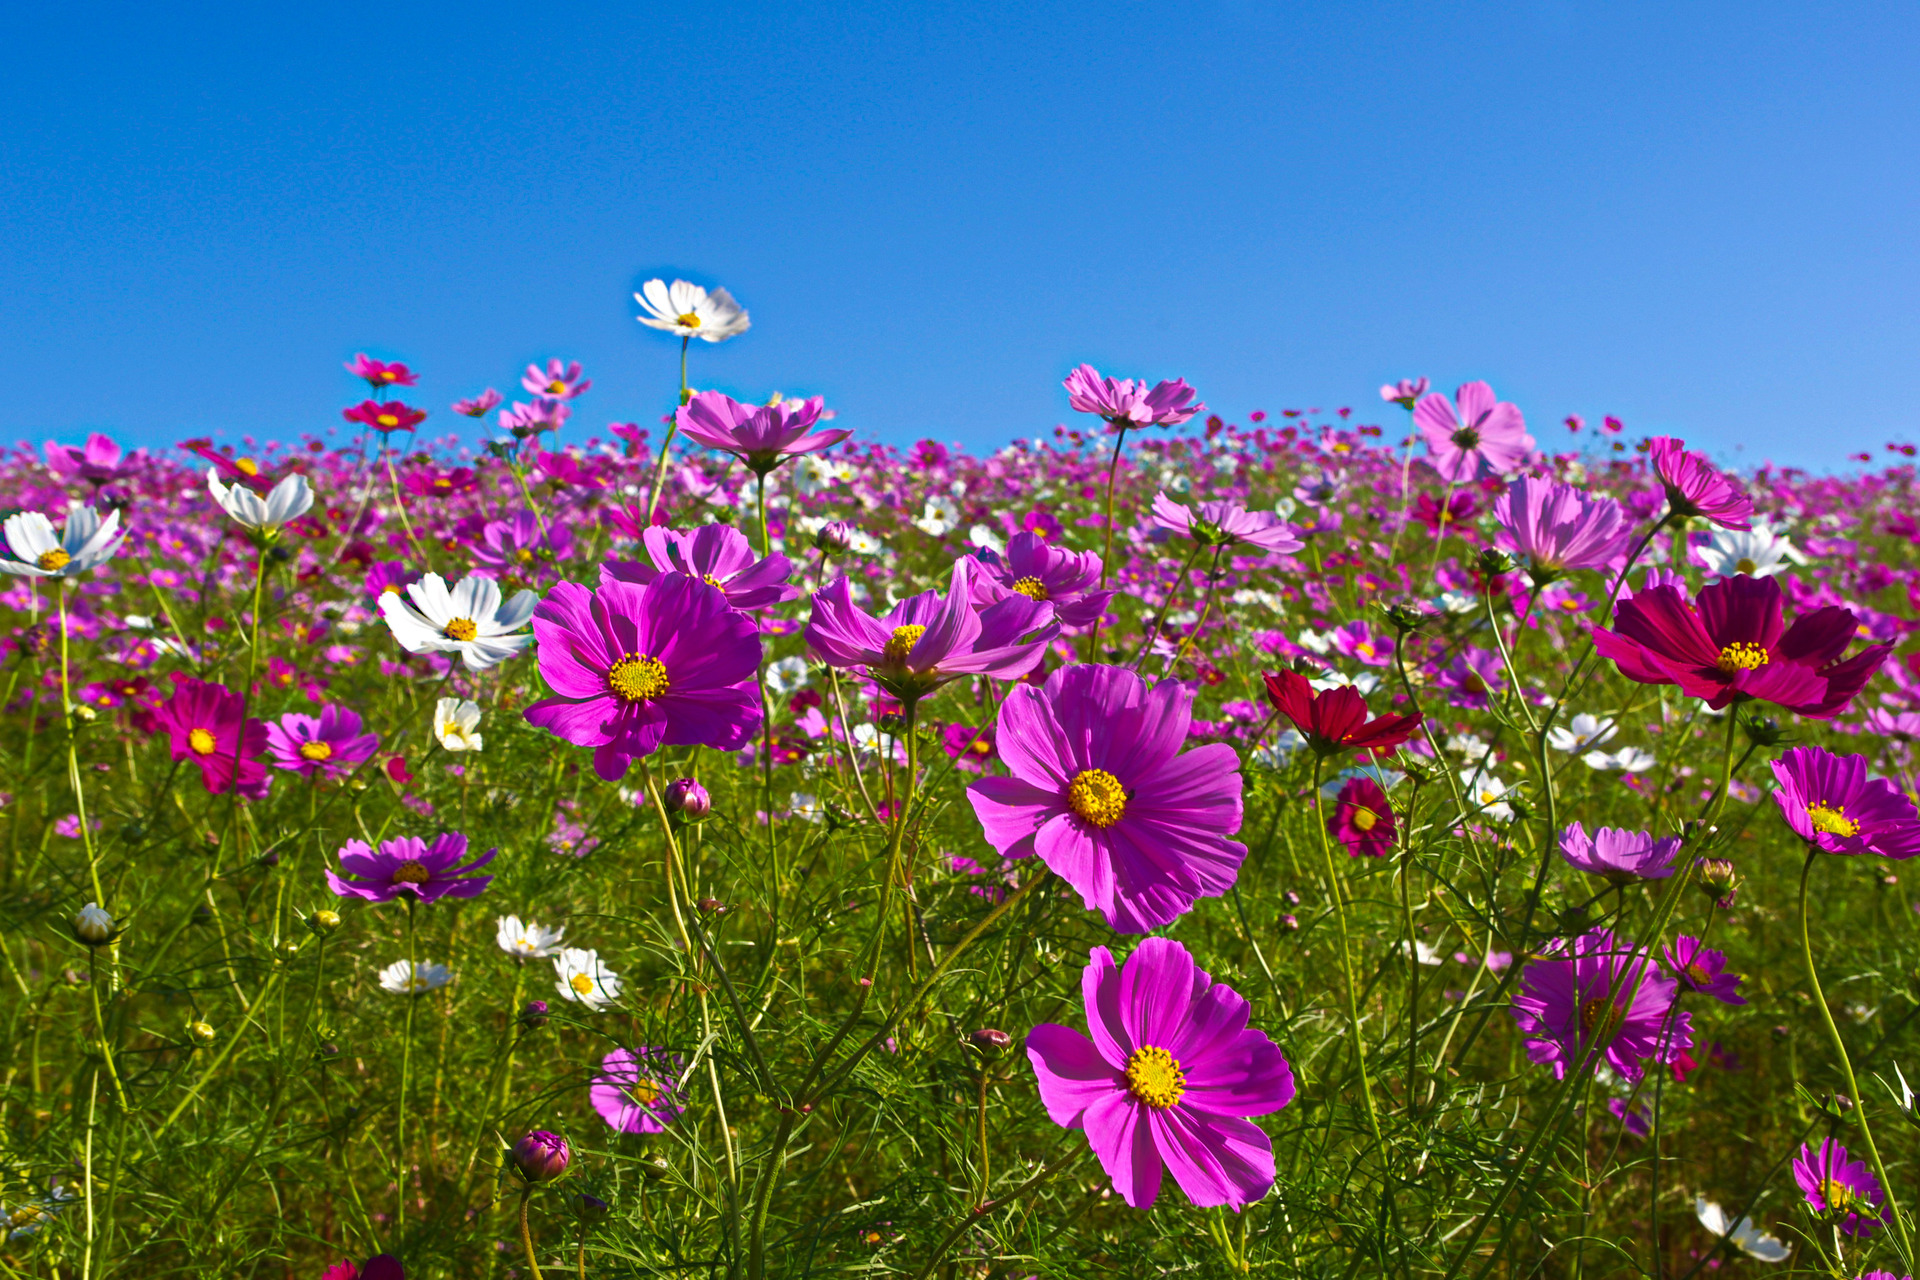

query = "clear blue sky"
[3,1,1915,470]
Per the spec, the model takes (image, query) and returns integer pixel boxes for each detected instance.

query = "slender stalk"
[642,335,693,519]
[1087,422,1129,658]
[1309,756,1385,1153]
[397,896,417,1235]
[519,1185,544,1280]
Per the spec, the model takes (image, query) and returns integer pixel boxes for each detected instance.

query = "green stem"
[519,1185,543,1280]
[1087,423,1129,659]
[397,896,416,1236]
[1310,756,1385,1153]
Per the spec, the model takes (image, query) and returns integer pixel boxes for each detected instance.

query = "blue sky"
[2,1,1914,470]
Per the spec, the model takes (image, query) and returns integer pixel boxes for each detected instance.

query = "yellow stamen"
[547,379,567,394]
[443,617,479,642]
[571,972,596,995]
[1352,808,1379,832]
[1685,961,1713,986]
[628,1078,661,1105]
[884,624,927,664]
[1067,768,1127,828]
[1579,997,1623,1043]
[1807,802,1859,838]
[36,548,70,572]
[1735,557,1758,575]
[298,741,333,762]
[187,727,217,756]
[1716,641,1768,674]
[677,312,702,329]
[1821,1179,1858,1214]
[1124,1045,1186,1110]
[1010,576,1049,602]
[608,654,670,702]
[235,458,259,477]
[391,860,430,885]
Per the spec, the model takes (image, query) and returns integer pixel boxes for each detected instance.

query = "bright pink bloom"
[151,674,269,799]
[1150,494,1303,554]
[521,358,590,400]
[967,664,1244,932]
[345,354,417,388]
[1329,776,1395,857]
[342,400,427,435]
[326,832,496,904]
[1647,436,1751,530]
[1412,488,1478,533]
[675,391,850,474]
[1557,822,1679,882]
[469,511,574,578]
[1771,745,1920,858]
[1380,377,1429,409]
[1494,477,1630,577]
[452,389,503,417]
[264,705,379,779]
[968,531,1112,629]
[1414,381,1533,482]
[1510,929,1692,1083]
[1025,938,1294,1209]
[499,398,570,437]
[1794,1138,1886,1237]
[1063,365,1204,429]
[604,524,797,610]
[44,434,134,487]
[1663,935,1746,1005]
[590,1047,683,1133]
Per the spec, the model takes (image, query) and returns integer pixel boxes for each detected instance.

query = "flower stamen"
[1067,769,1127,828]
[1806,802,1859,838]
[36,548,70,572]
[608,654,670,702]
[1010,576,1049,602]
[1124,1045,1186,1110]
[298,741,334,762]
[443,617,479,642]
[187,727,217,756]
[1716,641,1768,674]
[884,624,927,664]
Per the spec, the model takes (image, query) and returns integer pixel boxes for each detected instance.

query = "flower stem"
[519,1184,543,1280]
[1309,756,1385,1153]
[397,895,416,1236]
[1087,423,1129,659]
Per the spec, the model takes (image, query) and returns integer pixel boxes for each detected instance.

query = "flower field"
[6,285,1920,1279]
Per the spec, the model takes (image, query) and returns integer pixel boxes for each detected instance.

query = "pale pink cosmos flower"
[1494,477,1631,579]
[676,391,851,475]
[1414,381,1534,482]
[1149,493,1303,554]
[452,389,504,418]
[521,359,590,400]
[1063,365,1204,430]
[1379,378,1428,409]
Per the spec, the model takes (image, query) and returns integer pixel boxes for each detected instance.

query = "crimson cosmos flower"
[1261,669,1423,758]
[342,400,428,435]
[1328,776,1395,857]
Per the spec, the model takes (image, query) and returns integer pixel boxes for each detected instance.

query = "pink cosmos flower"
[590,1047,684,1133]
[1149,494,1303,554]
[1771,745,1920,858]
[468,511,575,578]
[264,705,379,780]
[321,1255,404,1280]
[1327,620,1392,667]
[499,397,570,438]
[1380,378,1429,409]
[325,832,496,904]
[402,466,478,498]
[452,389,503,418]
[805,558,1056,702]
[1793,1138,1886,1237]
[603,524,798,611]
[675,391,851,474]
[345,354,417,388]
[1647,436,1751,530]
[521,358,590,400]
[1413,488,1477,533]
[1063,365,1205,430]
[967,664,1244,932]
[44,434,135,487]
[1328,776,1395,857]
[342,400,427,436]
[1510,929,1692,1083]
[967,531,1113,629]
[1663,935,1745,1005]
[1414,381,1533,482]
[524,574,763,781]
[1025,937,1294,1209]
[1493,477,1630,578]
[942,722,997,772]
[1556,822,1679,883]
[151,673,270,799]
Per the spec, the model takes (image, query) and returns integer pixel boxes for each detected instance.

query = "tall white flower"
[1697,519,1801,580]
[635,279,750,342]
[496,915,565,961]
[434,697,484,752]
[912,496,960,537]
[379,959,453,995]
[0,507,126,579]
[553,947,622,1010]
[379,573,536,671]
[1583,746,1657,773]
[208,469,313,532]
[1693,1196,1788,1262]
[1546,713,1616,754]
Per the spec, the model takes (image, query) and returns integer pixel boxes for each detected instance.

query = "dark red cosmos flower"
[1262,669,1423,758]
[1592,574,1888,718]
[1329,776,1396,857]
[342,400,428,435]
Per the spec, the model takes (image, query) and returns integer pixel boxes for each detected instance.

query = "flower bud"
[664,778,711,821]
[191,903,215,927]
[519,999,550,1030]
[968,1028,1013,1058]
[1477,548,1519,577]
[73,902,115,946]
[510,1130,571,1183]
[307,909,341,935]
[696,897,727,916]
[1694,857,1739,904]
[1281,913,1300,932]
[641,1155,670,1181]
[186,1019,216,1047]
[571,1191,610,1222]
[1741,715,1786,747]
[1383,602,1427,634]
[816,521,856,554]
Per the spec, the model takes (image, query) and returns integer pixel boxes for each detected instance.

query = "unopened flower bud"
[73,903,115,946]
[1741,715,1786,747]
[969,1028,1013,1058]
[186,1019,216,1047]
[316,1041,342,1062]
[1283,890,1301,907]
[307,909,341,935]
[520,999,550,1030]
[816,521,856,554]
[572,1191,610,1222]
[641,1155,670,1181]
[664,778,711,820]
[1281,913,1300,932]
[72,704,97,723]
[1383,603,1427,634]
[696,897,727,916]
[1477,548,1519,577]
[510,1130,570,1182]
[1694,858,1739,903]
[876,713,907,735]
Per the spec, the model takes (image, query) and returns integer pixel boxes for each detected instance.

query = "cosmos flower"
[1510,929,1692,1083]
[1545,713,1616,753]
[674,391,850,474]
[1592,573,1889,718]
[1663,936,1746,1005]
[806,558,1056,702]
[1260,669,1422,758]
[263,705,379,779]
[591,1047,684,1134]
[1434,649,1504,709]
[452,389,504,418]
[1695,518,1800,580]
[498,398,570,438]
[521,358,590,399]
[326,833,497,904]
[1493,478,1629,579]
[635,279,750,342]
[1557,822,1679,883]
[1648,436,1751,531]
[1379,378,1429,409]
[152,673,270,799]
[44,434,136,487]
[1149,493,1303,554]
[968,532,1113,628]
[434,697,483,752]
[1770,745,1920,858]
[379,960,453,996]
[1414,381,1533,482]
[1793,1138,1886,1237]
[342,400,427,436]
[345,354,417,388]
[1328,776,1395,857]
[966,663,1244,933]
[378,573,538,671]
[496,915,566,960]
[554,947,622,1010]
[1692,1197,1789,1263]
[604,524,798,610]
[1581,746,1657,773]
[467,511,574,579]
[1025,937,1294,1209]
[524,574,762,781]
[1062,365,1205,429]
[0,506,126,579]
[208,470,314,532]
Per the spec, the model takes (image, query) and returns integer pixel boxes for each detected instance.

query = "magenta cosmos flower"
[326,832,496,904]
[521,358,590,399]
[345,353,417,388]
[590,1047,684,1134]
[152,673,269,799]
[1663,935,1745,1005]
[525,574,762,781]
[968,531,1112,628]
[1063,365,1204,430]
[1150,493,1303,555]
[1026,937,1294,1209]
[44,433,135,487]
[805,557,1056,702]
[604,524,797,611]
[1794,1138,1886,1238]
[264,705,379,780]
[452,388,503,418]
[1493,477,1630,580]
[1771,745,1920,858]
[1510,929,1692,1083]
[967,664,1244,932]
[1593,574,1889,718]
[1329,776,1395,858]
[1556,822,1679,883]
[468,510,574,577]
[1414,381,1533,482]
[675,390,850,475]
[342,400,427,436]
[1648,436,1751,531]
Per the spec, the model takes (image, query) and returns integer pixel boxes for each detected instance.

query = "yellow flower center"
[1807,802,1859,838]
[1067,768,1127,828]
[392,860,431,885]
[628,1077,661,1106]
[36,548,70,571]
[1579,997,1623,1043]
[547,379,567,394]
[1685,961,1713,986]
[377,413,399,428]
[434,478,451,490]
[1716,641,1768,674]
[1124,1045,1186,1110]
[884,624,927,664]
[1735,557,1758,575]
[1356,642,1375,658]
[1822,1179,1857,1214]
[1352,807,1379,832]
[571,972,596,995]
[677,311,702,329]
[1010,576,1049,602]
[443,617,479,642]
[298,741,333,762]
[187,727,217,756]
[609,654,670,702]
[235,458,259,477]
[703,574,724,588]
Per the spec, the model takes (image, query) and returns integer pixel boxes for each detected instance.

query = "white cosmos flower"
[554,947,622,1010]
[379,573,536,671]
[1546,713,1617,754]
[912,496,961,537]
[1583,746,1657,773]
[208,469,313,531]
[1693,1196,1788,1262]
[1252,729,1306,770]
[635,279,750,342]
[1402,940,1445,966]
[1459,772,1514,822]
[0,506,126,579]
[379,959,453,995]
[968,524,1006,554]
[434,697,484,752]
[764,656,811,698]
[496,915,565,961]
[789,792,826,823]
[1697,518,1801,581]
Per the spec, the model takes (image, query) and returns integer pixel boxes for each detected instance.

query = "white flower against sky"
[635,279,750,342]
[209,470,313,531]
[553,947,622,1010]
[0,506,126,579]
[379,573,536,671]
